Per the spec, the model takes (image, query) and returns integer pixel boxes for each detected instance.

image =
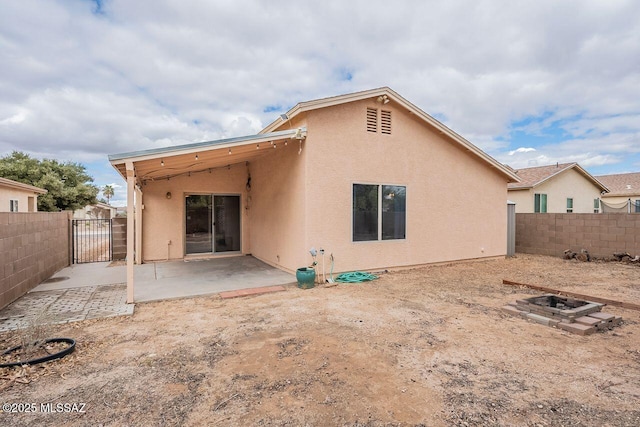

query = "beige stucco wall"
[0,187,38,212]
[507,189,533,213]
[138,98,512,273]
[508,168,603,213]
[296,98,510,273]
[140,163,251,261]
[248,136,308,272]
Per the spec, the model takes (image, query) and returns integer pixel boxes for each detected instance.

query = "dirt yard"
[1,254,639,426]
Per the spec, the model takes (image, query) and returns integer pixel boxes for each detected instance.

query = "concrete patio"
[36,255,297,302]
[0,256,296,332]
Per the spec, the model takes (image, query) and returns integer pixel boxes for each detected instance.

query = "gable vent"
[381,110,392,134]
[366,107,378,133]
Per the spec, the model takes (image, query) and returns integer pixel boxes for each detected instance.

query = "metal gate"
[72,219,113,264]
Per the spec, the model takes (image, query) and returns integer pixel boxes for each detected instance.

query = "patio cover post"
[135,186,142,265]
[126,162,135,303]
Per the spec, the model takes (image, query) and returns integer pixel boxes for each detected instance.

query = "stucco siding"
[249,138,307,272]
[301,99,509,273]
[141,163,250,261]
[0,187,38,212]
[507,189,533,213]
[535,168,602,213]
[509,168,603,213]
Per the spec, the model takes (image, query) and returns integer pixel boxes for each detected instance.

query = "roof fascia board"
[262,87,520,182]
[0,177,48,194]
[533,164,609,192]
[573,164,609,192]
[260,87,390,134]
[109,128,305,165]
[529,164,575,188]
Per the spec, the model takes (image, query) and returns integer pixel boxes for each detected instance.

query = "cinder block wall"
[516,213,640,258]
[0,211,71,309]
[112,217,127,260]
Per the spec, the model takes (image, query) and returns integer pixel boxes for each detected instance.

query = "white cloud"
[508,147,537,156]
[0,0,638,180]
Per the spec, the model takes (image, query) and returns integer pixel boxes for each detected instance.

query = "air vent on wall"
[381,110,392,134]
[366,107,378,133]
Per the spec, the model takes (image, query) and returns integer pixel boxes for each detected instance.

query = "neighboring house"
[0,177,47,212]
[73,201,117,220]
[507,163,608,213]
[109,87,519,298]
[596,172,640,213]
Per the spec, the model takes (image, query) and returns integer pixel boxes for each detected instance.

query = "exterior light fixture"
[256,144,260,149]
[195,154,199,160]
[228,148,232,155]
[161,159,164,166]
[166,192,172,199]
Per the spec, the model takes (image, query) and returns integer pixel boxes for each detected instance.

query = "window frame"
[10,199,18,212]
[352,182,406,242]
[566,197,573,213]
[534,193,547,213]
[594,198,600,213]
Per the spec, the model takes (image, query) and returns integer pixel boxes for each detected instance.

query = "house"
[507,163,608,213]
[109,87,519,301]
[73,201,117,220]
[596,172,640,213]
[0,177,47,212]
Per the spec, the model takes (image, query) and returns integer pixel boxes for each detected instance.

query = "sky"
[1,0,639,206]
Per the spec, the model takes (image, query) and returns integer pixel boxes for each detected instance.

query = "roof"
[596,172,640,197]
[0,177,47,194]
[108,127,306,181]
[506,163,608,192]
[92,201,115,210]
[261,87,519,183]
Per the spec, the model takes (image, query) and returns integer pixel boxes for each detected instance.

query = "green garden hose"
[335,271,378,283]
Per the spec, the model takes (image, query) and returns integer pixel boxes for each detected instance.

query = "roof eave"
[108,128,306,165]
[0,178,48,194]
[261,87,520,183]
[527,163,609,192]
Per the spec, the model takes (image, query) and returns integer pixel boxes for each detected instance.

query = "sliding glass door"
[185,194,240,255]
[213,195,241,252]
[185,195,213,254]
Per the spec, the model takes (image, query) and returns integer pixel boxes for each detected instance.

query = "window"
[382,185,405,239]
[353,184,406,241]
[534,193,547,213]
[10,199,18,212]
[635,200,640,213]
[566,198,573,213]
[594,198,600,213]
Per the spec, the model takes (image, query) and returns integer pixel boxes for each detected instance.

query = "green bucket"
[296,268,316,289]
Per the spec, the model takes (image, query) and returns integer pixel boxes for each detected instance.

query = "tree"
[102,185,114,205]
[0,151,98,211]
